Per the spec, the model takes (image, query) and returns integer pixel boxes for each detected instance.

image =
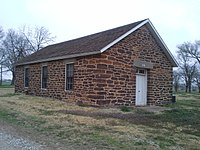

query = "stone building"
[15,19,178,106]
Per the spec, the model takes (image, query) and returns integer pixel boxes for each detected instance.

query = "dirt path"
[0,89,45,149]
[0,88,44,149]
[0,121,77,150]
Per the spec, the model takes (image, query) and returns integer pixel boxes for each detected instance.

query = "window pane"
[67,64,74,77]
[66,64,74,90]
[43,66,48,77]
[25,68,29,87]
[42,66,48,88]
[139,69,145,74]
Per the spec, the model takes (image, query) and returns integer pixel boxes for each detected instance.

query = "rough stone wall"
[15,25,173,106]
[15,66,24,93]
[74,53,135,106]
[15,61,76,103]
[74,25,173,105]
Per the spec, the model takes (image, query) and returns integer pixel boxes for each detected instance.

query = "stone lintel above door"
[133,60,153,69]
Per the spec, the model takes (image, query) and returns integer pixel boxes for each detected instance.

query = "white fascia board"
[146,20,178,67]
[100,18,178,67]
[16,51,101,66]
[100,19,149,53]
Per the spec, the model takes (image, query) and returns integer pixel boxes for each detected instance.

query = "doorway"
[135,69,147,106]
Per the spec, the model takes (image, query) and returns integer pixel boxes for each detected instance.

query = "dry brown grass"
[0,88,14,96]
[0,89,200,149]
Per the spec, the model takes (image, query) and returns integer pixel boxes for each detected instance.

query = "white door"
[135,69,147,106]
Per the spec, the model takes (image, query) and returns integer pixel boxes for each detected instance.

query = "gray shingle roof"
[16,19,145,65]
[16,19,178,67]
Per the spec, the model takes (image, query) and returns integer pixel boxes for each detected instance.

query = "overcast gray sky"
[1,0,200,60]
[1,0,200,54]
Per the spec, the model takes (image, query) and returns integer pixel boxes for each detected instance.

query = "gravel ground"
[0,131,46,150]
[0,88,46,149]
[0,121,73,150]
[0,123,47,150]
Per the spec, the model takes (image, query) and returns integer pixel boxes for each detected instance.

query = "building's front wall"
[15,25,173,106]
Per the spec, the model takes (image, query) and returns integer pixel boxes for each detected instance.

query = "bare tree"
[0,26,4,39]
[2,29,31,85]
[0,26,5,85]
[1,26,55,85]
[173,69,181,92]
[180,41,200,64]
[177,44,197,93]
[0,26,5,62]
[193,65,200,93]
[21,26,55,52]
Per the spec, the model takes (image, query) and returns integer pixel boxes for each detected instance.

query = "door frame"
[135,68,147,106]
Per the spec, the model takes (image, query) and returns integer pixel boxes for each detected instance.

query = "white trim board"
[100,19,178,67]
[100,19,149,53]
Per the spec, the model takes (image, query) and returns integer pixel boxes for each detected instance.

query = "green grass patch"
[157,108,200,136]
[0,109,19,124]
[0,108,46,130]
[0,84,14,88]
[175,92,200,97]
[120,106,131,112]
[177,99,200,108]
[147,94,200,136]
[0,93,18,97]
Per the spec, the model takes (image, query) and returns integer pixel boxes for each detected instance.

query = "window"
[136,68,146,75]
[41,66,48,89]
[65,63,74,90]
[24,68,30,87]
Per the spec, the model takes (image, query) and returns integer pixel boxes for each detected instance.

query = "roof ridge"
[48,19,146,47]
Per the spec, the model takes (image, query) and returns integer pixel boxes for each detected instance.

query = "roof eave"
[16,51,101,66]
[16,19,178,67]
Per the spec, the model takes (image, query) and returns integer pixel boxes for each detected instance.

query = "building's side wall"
[15,61,76,103]
[15,25,173,106]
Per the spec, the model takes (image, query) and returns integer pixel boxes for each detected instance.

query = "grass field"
[0,82,13,88]
[0,89,199,149]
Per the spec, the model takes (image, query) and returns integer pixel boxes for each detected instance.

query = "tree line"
[0,25,55,85]
[174,41,200,93]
